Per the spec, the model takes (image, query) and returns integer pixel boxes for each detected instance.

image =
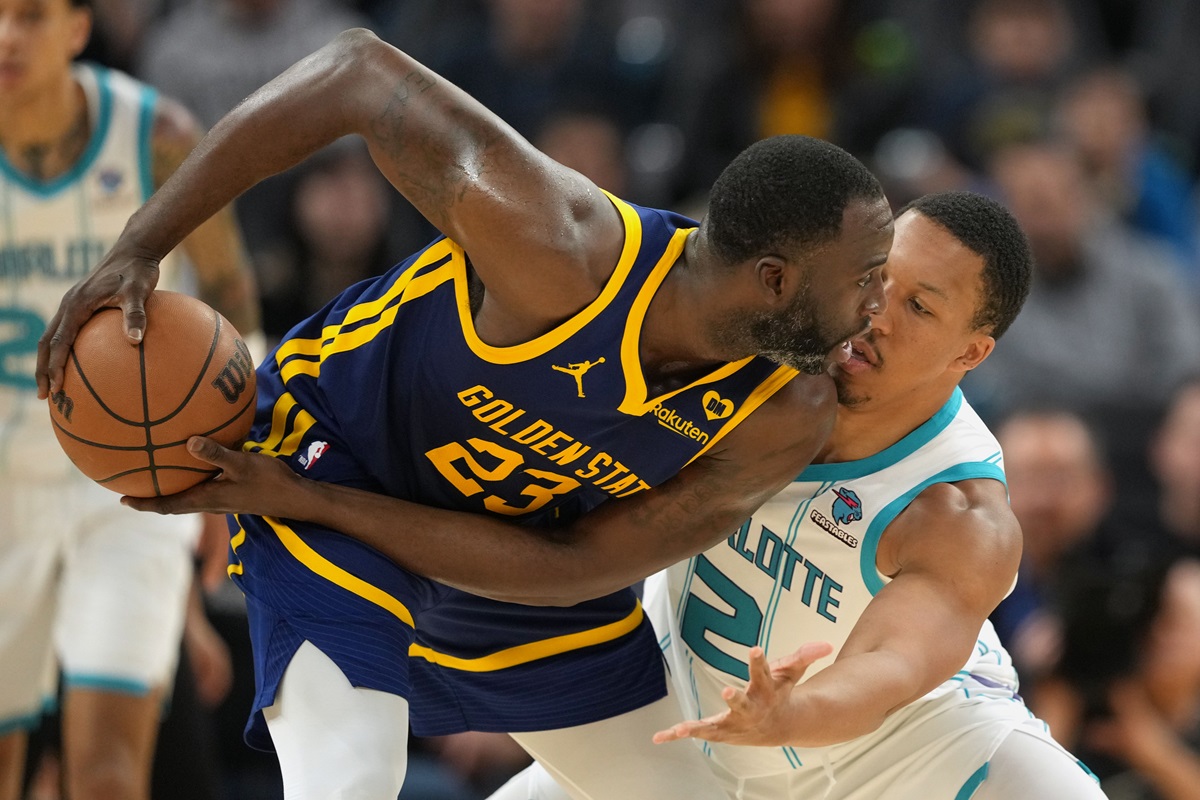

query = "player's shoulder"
[883,478,1020,579]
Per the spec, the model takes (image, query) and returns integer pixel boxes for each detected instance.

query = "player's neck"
[638,232,738,375]
[819,384,957,463]
[0,74,89,180]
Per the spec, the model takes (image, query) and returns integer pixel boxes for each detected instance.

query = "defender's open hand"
[122,436,303,518]
[653,641,833,747]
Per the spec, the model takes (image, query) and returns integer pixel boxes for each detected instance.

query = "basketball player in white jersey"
[478,193,1108,798]
[0,0,260,797]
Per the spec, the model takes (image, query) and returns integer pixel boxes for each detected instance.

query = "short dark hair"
[704,135,885,264]
[898,191,1032,339]
[69,0,92,7]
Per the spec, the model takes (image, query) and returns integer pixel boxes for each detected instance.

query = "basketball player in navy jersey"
[0,0,259,798]
[38,29,890,799]
[145,193,1108,799]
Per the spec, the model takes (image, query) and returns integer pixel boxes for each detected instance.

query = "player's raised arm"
[126,377,837,605]
[37,28,620,396]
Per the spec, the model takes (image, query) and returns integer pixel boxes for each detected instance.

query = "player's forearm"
[118,29,382,260]
[780,651,926,747]
[289,479,621,605]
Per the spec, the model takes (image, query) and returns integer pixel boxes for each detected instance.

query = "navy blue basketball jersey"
[248,195,795,524]
[229,195,800,744]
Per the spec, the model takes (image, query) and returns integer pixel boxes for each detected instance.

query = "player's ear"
[68,5,93,58]
[952,334,995,373]
[753,255,788,301]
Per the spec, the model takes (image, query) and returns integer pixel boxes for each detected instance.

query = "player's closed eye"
[909,298,931,315]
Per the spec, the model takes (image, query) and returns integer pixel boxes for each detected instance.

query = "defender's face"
[830,211,991,407]
[0,0,89,100]
[753,196,892,375]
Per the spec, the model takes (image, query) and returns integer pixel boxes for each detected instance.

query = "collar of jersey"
[0,63,113,197]
[616,231,754,416]
[797,387,964,482]
[452,192,644,364]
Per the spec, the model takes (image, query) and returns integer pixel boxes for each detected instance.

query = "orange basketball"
[47,291,257,497]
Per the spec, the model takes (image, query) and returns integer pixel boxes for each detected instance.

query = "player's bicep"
[837,484,1021,706]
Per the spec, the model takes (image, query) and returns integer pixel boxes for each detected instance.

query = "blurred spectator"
[1149,378,1200,557]
[1058,67,1200,284]
[533,107,630,198]
[430,0,635,141]
[1037,557,1200,800]
[137,0,364,131]
[914,0,1097,170]
[963,138,1200,517]
[1122,0,1200,179]
[667,0,921,204]
[136,0,367,256]
[254,139,433,343]
[991,410,1114,692]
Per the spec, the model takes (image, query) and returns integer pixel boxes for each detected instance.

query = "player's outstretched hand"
[653,641,833,747]
[122,436,303,518]
[36,251,161,399]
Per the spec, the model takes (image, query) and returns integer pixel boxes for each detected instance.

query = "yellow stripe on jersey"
[616,227,752,415]
[684,364,798,466]
[227,521,247,577]
[408,600,644,672]
[244,392,316,458]
[454,192,644,364]
[277,259,456,383]
[258,517,644,670]
[263,516,416,628]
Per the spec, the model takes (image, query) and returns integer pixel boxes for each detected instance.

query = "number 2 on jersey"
[680,554,763,681]
[425,437,581,516]
[0,307,46,391]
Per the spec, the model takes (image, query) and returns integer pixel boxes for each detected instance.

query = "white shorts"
[708,686,1089,800]
[0,472,197,732]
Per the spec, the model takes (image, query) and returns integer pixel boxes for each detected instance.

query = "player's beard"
[722,281,858,376]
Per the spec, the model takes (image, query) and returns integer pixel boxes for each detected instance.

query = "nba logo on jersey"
[297,440,329,470]
[831,488,863,524]
[93,166,133,206]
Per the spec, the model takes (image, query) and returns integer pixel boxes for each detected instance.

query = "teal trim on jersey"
[782,747,803,768]
[0,64,114,197]
[137,84,158,201]
[63,672,152,696]
[1076,758,1100,782]
[797,389,963,483]
[858,461,1009,596]
[954,762,990,799]
[0,709,41,736]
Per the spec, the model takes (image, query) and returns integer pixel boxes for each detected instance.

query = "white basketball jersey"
[647,387,1020,779]
[0,64,184,479]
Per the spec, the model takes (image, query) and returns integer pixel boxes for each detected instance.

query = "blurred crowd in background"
[35,0,1200,798]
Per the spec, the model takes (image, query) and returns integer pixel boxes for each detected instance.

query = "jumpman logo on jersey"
[552,357,606,398]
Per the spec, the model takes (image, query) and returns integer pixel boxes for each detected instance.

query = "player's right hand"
[121,435,304,518]
[36,251,161,398]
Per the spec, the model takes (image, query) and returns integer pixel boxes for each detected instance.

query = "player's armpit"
[127,375,837,606]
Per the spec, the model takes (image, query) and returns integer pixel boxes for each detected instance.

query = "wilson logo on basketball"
[211,339,253,404]
[51,391,74,422]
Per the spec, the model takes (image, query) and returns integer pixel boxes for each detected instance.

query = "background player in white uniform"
[0,0,259,797]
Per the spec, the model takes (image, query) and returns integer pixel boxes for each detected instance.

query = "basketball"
[47,291,257,498]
